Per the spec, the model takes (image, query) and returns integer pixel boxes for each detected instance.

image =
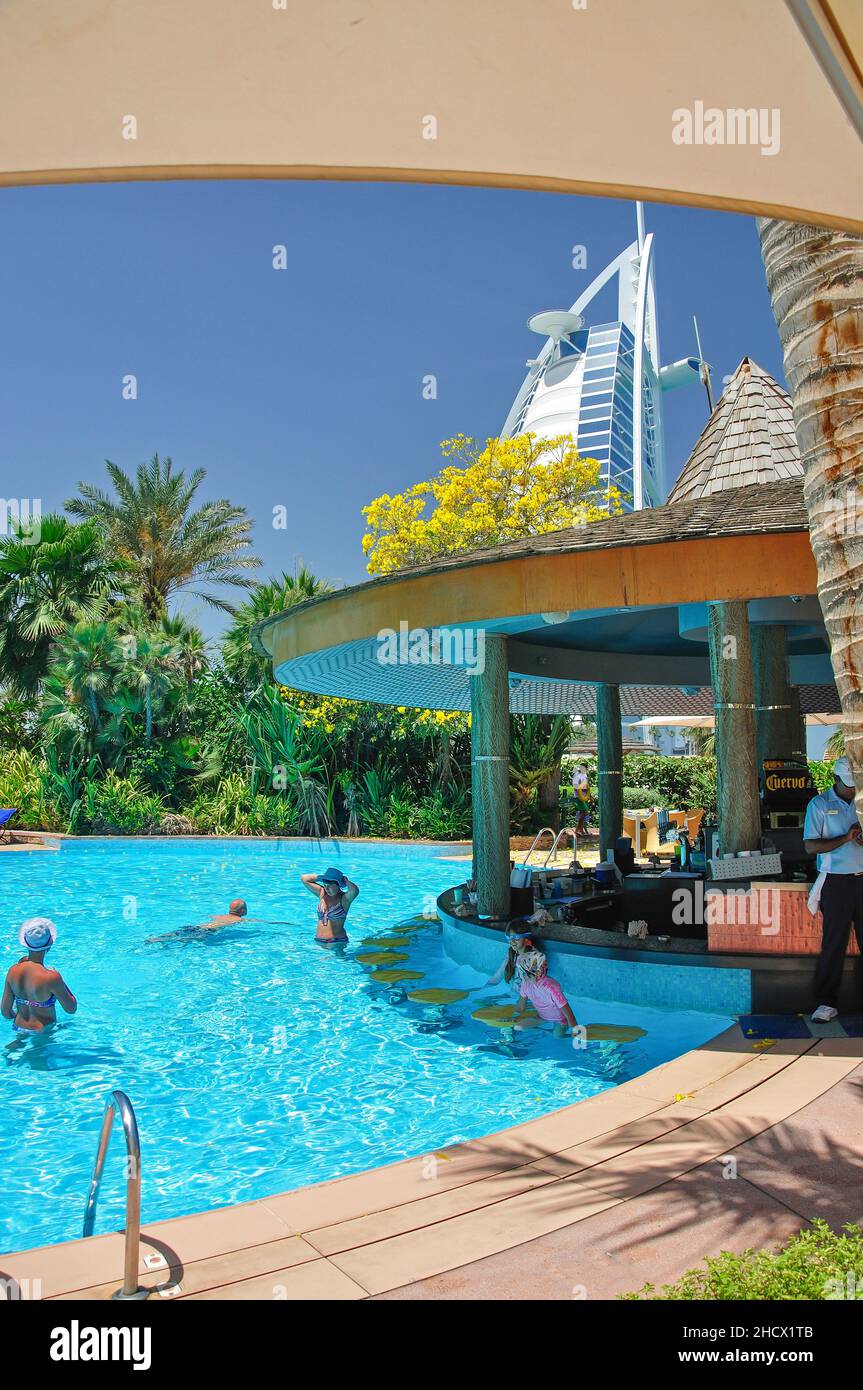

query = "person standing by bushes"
[571,763,592,840]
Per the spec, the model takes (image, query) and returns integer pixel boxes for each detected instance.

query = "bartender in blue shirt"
[803,757,863,1022]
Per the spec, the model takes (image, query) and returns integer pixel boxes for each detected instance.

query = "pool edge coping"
[5,1026,862,1301]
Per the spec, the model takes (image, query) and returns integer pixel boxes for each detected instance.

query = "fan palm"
[66,454,260,620]
[222,567,333,689]
[159,613,209,684]
[122,632,186,744]
[0,514,127,695]
[40,616,127,758]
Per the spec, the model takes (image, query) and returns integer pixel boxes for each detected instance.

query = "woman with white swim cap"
[1,918,77,1032]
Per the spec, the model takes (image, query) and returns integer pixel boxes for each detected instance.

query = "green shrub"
[623,1220,863,1300]
[82,771,164,835]
[0,750,56,829]
[185,776,298,836]
[621,786,655,810]
[412,789,471,840]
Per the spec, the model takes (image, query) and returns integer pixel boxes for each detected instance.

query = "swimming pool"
[0,839,730,1255]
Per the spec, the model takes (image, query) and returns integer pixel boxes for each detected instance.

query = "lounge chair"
[0,809,18,843]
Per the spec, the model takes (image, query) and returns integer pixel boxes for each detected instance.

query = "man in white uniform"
[803,757,863,1022]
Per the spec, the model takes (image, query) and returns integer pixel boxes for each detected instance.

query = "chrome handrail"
[541,825,575,867]
[519,826,558,867]
[82,1089,149,1300]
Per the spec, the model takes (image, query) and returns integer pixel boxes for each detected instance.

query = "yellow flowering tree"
[362,432,620,828]
[362,432,622,575]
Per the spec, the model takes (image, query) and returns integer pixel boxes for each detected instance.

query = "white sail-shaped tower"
[502,206,701,509]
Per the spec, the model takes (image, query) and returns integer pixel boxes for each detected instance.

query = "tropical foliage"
[0,514,128,695]
[66,454,260,617]
[221,567,331,690]
[0,443,714,840]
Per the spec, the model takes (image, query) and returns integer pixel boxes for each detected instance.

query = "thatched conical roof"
[667,357,802,503]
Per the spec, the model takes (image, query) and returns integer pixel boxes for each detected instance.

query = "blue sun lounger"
[0,809,18,842]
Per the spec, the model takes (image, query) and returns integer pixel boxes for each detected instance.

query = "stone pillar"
[596,682,622,861]
[708,601,761,854]
[469,632,511,919]
[789,686,808,760]
[752,624,795,766]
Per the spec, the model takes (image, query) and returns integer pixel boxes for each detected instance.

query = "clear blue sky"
[0,179,786,637]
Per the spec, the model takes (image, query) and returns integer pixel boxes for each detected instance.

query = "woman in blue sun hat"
[300,866,359,947]
[1,918,78,1032]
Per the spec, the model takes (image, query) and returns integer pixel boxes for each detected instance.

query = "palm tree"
[509,714,571,833]
[222,567,333,690]
[0,514,127,695]
[758,220,863,789]
[66,454,261,620]
[689,727,716,758]
[123,632,186,744]
[158,613,208,685]
[40,616,127,758]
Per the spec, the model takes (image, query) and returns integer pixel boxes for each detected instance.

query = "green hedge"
[564,754,719,817]
[623,1220,863,1300]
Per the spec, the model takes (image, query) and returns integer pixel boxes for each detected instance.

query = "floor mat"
[738,1014,812,1040]
[738,1013,862,1039]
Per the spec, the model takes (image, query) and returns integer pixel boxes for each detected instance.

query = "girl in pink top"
[504,921,578,1037]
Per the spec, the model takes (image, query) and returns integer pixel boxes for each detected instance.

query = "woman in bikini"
[300,867,359,947]
[1,918,77,1032]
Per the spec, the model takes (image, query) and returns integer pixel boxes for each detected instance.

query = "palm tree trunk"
[86,687,100,755]
[145,682,152,744]
[535,714,563,830]
[758,219,863,793]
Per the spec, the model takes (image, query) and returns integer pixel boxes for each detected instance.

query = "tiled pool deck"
[3,1024,861,1301]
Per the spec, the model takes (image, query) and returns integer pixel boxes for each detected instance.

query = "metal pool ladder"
[82,1089,149,1300]
[520,825,573,868]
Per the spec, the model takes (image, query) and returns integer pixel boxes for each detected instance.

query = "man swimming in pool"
[147,899,258,942]
[301,867,359,946]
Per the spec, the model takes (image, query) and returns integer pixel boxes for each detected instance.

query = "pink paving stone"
[371,1163,805,1300]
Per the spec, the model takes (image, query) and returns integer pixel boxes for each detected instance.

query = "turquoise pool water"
[0,839,730,1255]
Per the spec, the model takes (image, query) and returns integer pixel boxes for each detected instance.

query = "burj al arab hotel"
[501,206,703,510]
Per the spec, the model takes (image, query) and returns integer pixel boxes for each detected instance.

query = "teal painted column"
[469,632,511,919]
[596,682,623,861]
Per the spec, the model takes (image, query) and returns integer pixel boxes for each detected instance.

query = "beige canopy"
[0,0,861,232]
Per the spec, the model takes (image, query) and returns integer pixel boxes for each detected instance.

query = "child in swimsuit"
[1,918,77,1032]
[504,920,577,1037]
[300,867,359,946]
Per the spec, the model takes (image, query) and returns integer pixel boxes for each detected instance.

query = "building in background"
[501,204,703,509]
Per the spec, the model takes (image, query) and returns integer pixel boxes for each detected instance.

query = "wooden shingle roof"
[666,357,803,504]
